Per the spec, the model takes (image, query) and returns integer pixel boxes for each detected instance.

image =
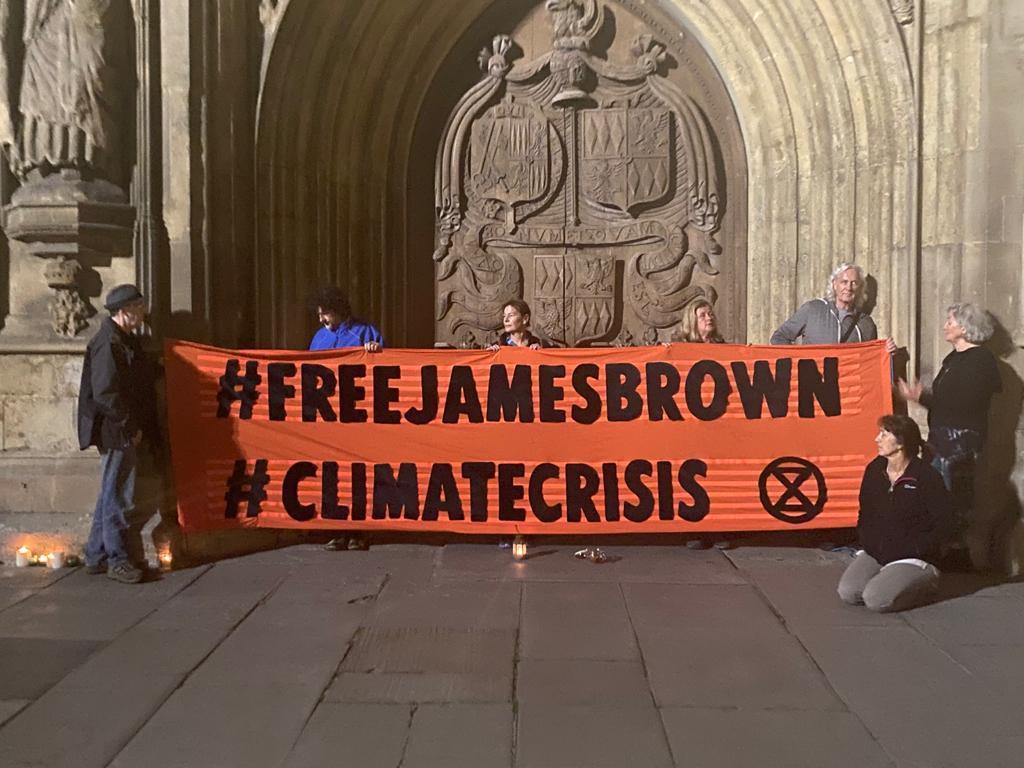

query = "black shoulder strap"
[839,311,861,343]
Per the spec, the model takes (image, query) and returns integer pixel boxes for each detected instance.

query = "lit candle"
[158,549,173,570]
[35,554,48,566]
[15,546,31,568]
[47,552,65,570]
[512,535,528,561]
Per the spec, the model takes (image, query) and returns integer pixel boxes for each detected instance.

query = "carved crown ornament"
[433,0,725,349]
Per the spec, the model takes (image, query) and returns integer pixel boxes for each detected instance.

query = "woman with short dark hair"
[837,414,953,612]
[488,299,544,350]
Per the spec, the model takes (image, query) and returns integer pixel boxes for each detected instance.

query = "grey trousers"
[837,552,939,613]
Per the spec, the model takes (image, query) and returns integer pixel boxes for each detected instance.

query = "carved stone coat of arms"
[433,0,726,348]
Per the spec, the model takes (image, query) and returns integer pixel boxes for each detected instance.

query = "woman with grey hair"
[898,302,1002,554]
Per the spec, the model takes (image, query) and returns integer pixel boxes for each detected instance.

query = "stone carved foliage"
[434,1,725,347]
[44,258,91,337]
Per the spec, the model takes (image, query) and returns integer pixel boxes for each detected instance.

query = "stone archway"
[255,0,914,349]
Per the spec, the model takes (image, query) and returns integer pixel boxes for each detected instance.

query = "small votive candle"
[47,552,65,570]
[158,549,173,570]
[512,535,528,561]
[15,546,31,568]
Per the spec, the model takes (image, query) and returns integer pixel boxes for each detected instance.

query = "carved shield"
[534,253,615,345]
[469,100,550,212]
[580,108,672,214]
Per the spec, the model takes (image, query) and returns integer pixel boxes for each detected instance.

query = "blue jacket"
[309,320,384,350]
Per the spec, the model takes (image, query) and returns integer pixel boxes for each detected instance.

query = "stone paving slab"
[366,579,521,630]
[439,543,745,584]
[659,708,894,768]
[736,561,900,630]
[340,626,517,674]
[515,659,653,706]
[901,593,1024,646]
[0,567,73,612]
[0,638,104,699]
[639,630,844,710]
[520,581,638,660]
[516,703,673,768]
[403,703,512,768]
[108,574,383,768]
[798,624,1024,768]
[0,563,276,768]
[326,671,512,704]
[940,644,1024,703]
[0,568,202,640]
[282,702,411,768]
[0,701,28,728]
[624,583,843,710]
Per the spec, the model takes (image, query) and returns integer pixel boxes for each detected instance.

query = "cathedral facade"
[0,0,1021,568]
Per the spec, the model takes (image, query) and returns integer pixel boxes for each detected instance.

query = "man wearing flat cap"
[77,284,159,584]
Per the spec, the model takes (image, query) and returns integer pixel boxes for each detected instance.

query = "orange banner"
[165,340,892,534]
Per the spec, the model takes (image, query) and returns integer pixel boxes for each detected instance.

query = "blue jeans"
[85,446,138,567]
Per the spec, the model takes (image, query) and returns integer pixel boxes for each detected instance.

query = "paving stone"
[0,564,280,768]
[0,638,104,699]
[342,626,516,673]
[623,582,776,633]
[942,644,1024,703]
[798,624,1024,768]
[659,708,893,768]
[107,576,382,768]
[640,629,843,710]
[724,547,848,567]
[439,544,745,584]
[901,594,1024,646]
[516,704,673,768]
[624,583,842,710]
[0,700,28,727]
[403,703,511,768]
[738,562,899,630]
[515,659,653,706]
[282,702,411,768]
[366,579,520,630]
[521,581,638,660]
[0,567,203,640]
[326,671,512,703]
[0,567,70,613]
[0,672,182,768]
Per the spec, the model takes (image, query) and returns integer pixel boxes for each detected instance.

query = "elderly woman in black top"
[897,302,1001,544]
[838,415,953,612]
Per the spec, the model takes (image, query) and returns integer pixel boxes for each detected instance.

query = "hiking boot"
[84,561,107,575]
[347,535,369,551]
[106,561,144,584]
[323,537,349,551]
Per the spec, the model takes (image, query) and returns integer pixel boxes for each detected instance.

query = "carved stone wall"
[431,1,745,349]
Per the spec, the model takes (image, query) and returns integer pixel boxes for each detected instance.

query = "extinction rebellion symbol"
[758,457,828,524]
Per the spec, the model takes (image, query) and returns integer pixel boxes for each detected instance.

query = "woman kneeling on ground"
[838,414,954,613]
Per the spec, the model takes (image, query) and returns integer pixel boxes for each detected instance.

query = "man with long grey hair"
[770,262,896,352]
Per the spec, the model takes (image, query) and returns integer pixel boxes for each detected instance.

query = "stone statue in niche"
[0,0,134,339]
[0,0,120,180]
[433,1,726,348]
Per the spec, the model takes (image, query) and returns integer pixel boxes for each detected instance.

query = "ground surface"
[0,542,1021,768]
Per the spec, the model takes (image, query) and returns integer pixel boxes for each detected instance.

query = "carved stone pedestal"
[2,174,135,342]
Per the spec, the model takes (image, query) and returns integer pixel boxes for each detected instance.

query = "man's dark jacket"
[78,317,159,451]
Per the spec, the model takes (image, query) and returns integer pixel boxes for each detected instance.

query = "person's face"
[117,300,146,331]
[943,312,965,344]
[318,306,341,331]
[503,305,528,334]
[695,305,716,339]
[875,428,902,458]
[832,268,861,308]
